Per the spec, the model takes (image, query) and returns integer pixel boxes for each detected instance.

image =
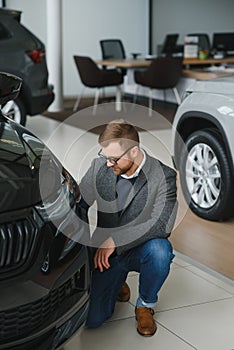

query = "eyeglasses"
[98,145,135,165]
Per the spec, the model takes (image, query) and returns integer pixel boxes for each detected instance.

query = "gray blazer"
[79,151,178,255]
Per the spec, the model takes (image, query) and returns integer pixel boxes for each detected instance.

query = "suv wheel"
[180,129,234,221]
[2,97,26,125]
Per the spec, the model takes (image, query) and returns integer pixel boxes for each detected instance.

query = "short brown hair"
[98,119,139,148]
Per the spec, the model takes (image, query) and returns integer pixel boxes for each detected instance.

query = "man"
[79,119,178,336]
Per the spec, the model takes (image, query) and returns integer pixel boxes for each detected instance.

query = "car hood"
[187,76,234,95]
[0,117,60,214]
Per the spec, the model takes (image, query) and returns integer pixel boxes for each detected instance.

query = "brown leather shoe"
[116,282,130,302]
[135,307,157,336]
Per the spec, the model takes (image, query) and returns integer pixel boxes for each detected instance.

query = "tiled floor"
[26,114,234,350]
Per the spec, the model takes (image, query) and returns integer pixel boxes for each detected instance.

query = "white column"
[46,0,63,111]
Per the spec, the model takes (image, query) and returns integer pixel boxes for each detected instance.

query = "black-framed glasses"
[98,145,135,165]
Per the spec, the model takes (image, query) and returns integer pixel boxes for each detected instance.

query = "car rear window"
[0,23,11,40]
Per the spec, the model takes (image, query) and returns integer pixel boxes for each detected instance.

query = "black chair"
[100,39,126,60]
[73,55,123,113]
[100,39,127,76]
[160,34,179,57]
[134,57,183,116]
[187,33,211,52]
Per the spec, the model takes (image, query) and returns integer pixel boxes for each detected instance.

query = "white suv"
[172,76,234,221]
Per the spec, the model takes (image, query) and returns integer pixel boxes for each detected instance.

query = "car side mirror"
[0,72,22,106]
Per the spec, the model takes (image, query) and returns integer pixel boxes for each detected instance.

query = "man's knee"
[85,307,113,329]
[141,239,174,267]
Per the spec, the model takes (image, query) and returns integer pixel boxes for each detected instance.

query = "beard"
[111,161,134,176]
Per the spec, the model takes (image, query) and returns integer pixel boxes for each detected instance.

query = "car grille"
[0,218,37,271]
[0,266,87,343]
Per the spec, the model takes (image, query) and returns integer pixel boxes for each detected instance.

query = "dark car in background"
[0,8,54,125]
[0,72,90,350]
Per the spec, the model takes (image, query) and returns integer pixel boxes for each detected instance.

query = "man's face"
[101,142,135,176]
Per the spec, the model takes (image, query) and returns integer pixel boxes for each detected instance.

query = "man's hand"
[94,237,116,272]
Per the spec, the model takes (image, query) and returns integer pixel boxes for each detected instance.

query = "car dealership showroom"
[0,1,234,350]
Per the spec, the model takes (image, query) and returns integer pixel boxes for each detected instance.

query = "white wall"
[153,0,234,52]
[7,0,148,96]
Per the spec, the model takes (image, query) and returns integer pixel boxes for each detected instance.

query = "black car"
[0,8,54,125]
[0,72,90,350]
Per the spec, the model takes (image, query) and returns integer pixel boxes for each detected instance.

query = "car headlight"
[36,168,80,222]
[36,168,86,273]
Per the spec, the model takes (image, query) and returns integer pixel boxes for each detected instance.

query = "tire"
[179,129,234,221]
[1,97,27,125]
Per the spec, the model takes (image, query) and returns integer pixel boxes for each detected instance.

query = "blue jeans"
[86,238,174,328]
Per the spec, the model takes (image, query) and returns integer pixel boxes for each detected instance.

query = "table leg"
[115,86,122,112]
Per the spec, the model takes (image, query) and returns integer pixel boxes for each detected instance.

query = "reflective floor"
[27,114,234,350]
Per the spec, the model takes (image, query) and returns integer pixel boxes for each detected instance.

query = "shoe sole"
[136,328,157,336]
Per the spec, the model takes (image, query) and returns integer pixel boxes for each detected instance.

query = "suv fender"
[173,111,234,177]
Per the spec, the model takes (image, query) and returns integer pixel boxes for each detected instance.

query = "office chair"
[100,39,126,60]
[100,39,127,76]
[160,34,179,57]
[187,33,211,52]
[73,55,123,114]
[134,57,182,116]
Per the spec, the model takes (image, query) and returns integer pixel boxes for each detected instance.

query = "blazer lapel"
[120,170,147,216]
[96,165,119,213]
[119,153,151,216]
[97,171,116,201]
